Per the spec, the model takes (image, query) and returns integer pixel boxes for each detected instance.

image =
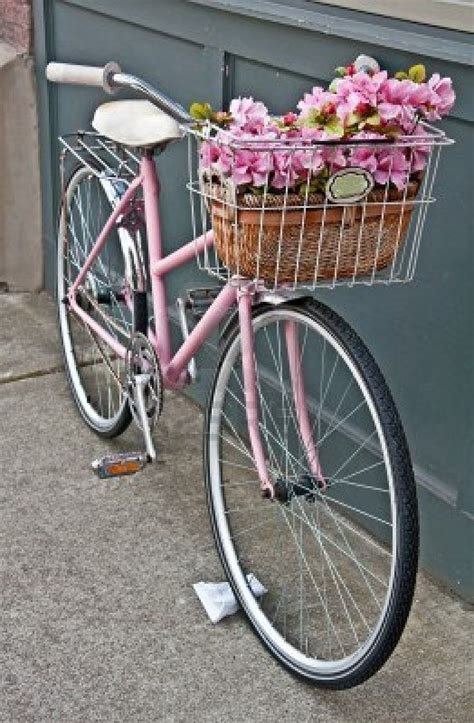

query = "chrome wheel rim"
[58,168,131,431]
[207,308,398,677]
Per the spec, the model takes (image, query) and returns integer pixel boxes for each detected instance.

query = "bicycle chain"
[73,288,128,391]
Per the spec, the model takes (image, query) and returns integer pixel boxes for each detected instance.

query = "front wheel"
[204,298,418,688]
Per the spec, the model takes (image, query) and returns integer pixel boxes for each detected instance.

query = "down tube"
[164,283,237,386]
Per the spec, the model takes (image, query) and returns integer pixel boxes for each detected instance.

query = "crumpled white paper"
[193,574,267,624]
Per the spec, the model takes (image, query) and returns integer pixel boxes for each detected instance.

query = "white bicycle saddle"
[92,99,182,147]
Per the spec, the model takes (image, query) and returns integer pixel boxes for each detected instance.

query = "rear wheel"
[57,164,144,437]
[204,298,418,688]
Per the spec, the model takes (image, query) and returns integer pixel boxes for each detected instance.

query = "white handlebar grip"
[46,62,104,86]
[46,61,121,93]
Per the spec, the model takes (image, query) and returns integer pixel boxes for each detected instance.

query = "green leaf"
[300,174,325,194]
[324,115,344,138]
[394,71,409,80]
[301,108,324,128]
[345,111,362,127]
[334,66,347,77]
[408,64,426,83]
[189,102,213,120]
[364,112,381,126]
[380,124,402,138]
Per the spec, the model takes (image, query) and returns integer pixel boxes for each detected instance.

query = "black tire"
[57,162,146,439]
[203,297,418,689]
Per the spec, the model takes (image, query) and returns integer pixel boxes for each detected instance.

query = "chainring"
[125,332,163,431]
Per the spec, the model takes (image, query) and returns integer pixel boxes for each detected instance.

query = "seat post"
[140,153,172,367]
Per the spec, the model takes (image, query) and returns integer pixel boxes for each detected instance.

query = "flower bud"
[283,112,298,126]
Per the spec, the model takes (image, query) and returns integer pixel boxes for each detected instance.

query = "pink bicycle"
[46,61,452,688]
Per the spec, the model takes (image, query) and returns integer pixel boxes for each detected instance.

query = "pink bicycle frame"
[68,153,322,494]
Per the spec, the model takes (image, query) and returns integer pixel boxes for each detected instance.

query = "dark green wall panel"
[33,0,473,599]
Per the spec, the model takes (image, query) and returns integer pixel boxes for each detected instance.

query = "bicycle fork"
[238,292,325,498]
[238,292,274,497]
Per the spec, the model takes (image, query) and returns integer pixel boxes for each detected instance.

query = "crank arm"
[133,373,157,462]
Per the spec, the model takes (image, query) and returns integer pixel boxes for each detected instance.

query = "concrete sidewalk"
[1,293,472,722]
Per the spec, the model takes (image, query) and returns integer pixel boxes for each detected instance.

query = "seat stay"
[69,173,143,296]
[99,175,147,293]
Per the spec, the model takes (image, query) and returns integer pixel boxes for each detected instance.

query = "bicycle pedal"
[91,451,148,479]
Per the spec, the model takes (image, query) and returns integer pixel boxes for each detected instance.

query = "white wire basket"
[187,121,453,290]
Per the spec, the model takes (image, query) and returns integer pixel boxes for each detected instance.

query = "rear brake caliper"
[118,198,145,234]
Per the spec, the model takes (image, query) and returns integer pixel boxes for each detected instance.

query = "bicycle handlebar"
[45,61,193,125]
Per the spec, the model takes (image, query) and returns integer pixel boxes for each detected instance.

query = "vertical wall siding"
[33,0,473,600]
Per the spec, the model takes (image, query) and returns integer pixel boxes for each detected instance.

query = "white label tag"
[325,167,374,204]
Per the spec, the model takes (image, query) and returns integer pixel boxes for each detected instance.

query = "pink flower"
[321,146,347,171]
[297,86,334,117]
[425,74,456,120]
[300,126,328,141]
[199,67,455,196]
[293,148,325,175]
[200,138,233,177]
[375,75,453,131]
[348,131,389,174]
[332,70,388,123]
[214,146,233,176]
[377,78,419,130]
[231,148,274,187]
[349,147,378,174]
[200,140,220,170]
[296,126,347,168]
[374,148,409,190]
[405,82,431,108]
[229,97,270,133]
[339,71,387,107]
[335,90,362,123]
[406,123,430,172]
[271,150,300,189]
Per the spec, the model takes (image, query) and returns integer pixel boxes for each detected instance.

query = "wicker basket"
[209,182,419,283]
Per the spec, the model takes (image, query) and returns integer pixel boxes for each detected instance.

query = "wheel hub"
[274,474,326,504]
